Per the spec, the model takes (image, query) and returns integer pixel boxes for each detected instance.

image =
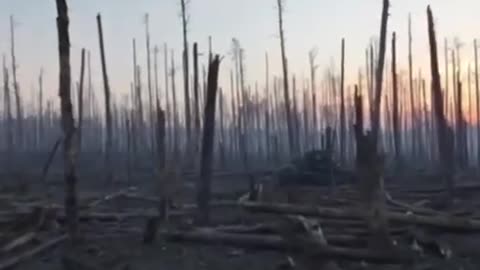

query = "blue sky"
[0,0,478,110]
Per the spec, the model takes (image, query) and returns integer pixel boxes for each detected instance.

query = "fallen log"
[0,234,67,270]
[241,202,480,232]
[162,229,413,263]
[1,231,37,253]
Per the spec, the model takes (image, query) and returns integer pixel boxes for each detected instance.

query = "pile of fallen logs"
[2,183,480,268]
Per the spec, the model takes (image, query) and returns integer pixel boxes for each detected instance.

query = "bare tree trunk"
[55,0,78,242]
[193,43,200,159]
[475,39,480,169]
[427,5,455,202]
[171,51,179,160]
[391,32,402,167]
[145,14,154,155]
[97,14,113,183]
[196,55,221,225]
[156,100,166,170]
[3,57,13,173]
[408,14,417,160]
[77,49,86,151]
[340,38,346,165]
[10,16,23,152]
[39,68,44,149]
[181,0,192,158]
[357,0,391,250]
[164,44,171,156]
[276,0,295,157]
[445,39,449,117]
[309,49,318,150]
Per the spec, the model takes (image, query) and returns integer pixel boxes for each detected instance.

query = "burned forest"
[1,0,480,269]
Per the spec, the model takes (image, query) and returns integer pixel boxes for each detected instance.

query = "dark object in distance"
[276,150,354,186]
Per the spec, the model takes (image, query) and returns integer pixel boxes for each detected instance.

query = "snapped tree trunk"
[355,0,391,250]
[427,6,455,201]
[196,55,221,225]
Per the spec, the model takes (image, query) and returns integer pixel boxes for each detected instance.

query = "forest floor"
[2,169,480,270]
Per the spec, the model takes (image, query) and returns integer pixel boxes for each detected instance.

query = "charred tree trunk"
[39,69,44,149]
[145,14,154,155]
[77,49,86,151]
[475,39,480,169]
[156,100,166,170]
[427,6,455,201]
[10,15,23,151]
[277,0,295,157]
[181,0,192,158]
[408,14,417,160]
[193,43,200,159]
[392,32,402,166]
[357,0,391,250]
[196,55,221,225]
[340,38,346,165]
[55,0,78,242]
[97,14,113,183]
[3,57,13,174]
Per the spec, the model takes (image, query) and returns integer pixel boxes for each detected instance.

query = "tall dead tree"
[276,0,295,157]
[3,56,13,172]
[38,68,44,148]
[171,50,179,160]
[340,38,346,164]
[55,0,78,242]
[196,55,221,225]
[427,6,455,201]
[391,32,402,166]
[10,15,23,149]
[77,49,86,151]
[145,14,154,153]
[193,43,200,156]
[475,39,480,168]
[408,13,417,159]
[181,0,192,156]
[97,14,113,183]
[164,44,171,154]
[356,0,391,249]
[309,48,318,149]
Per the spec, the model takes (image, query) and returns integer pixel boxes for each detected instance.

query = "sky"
[0,0,479,112]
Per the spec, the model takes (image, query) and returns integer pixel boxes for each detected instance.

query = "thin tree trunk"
[193,43,200,159]
[196,55,221,225]
[77,49,86,151]
[3,57,13,173]
[277,0,295,157]
[10,16,23,151]
[340,38,346,165]
[55,0,78,242]
[145,14,154,155]
[181,0,192,157]
[39,68,44,149]
[475,39,480,168]
[392,32,401,166]
[97,14,113,183]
